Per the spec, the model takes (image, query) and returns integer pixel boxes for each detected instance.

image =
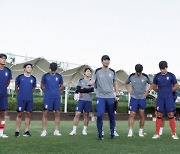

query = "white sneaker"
[82,130,87,135]
[40,130,47,137]
[114,131,119,137]
[54,130,61,136]
[152,134,160,139]
[139,131,144,137]
[0,134,8,138]
[69,130,76,136]
[127,131,133,137]
[102,130,104,136]
[172,134,179,140]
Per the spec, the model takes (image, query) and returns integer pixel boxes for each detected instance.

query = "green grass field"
[1,120,180,154]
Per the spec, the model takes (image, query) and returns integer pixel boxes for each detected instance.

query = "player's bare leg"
[53,110,61,136]
[24,112,31,132]
[23,112,32,137]
[41,110,48,136]
[139,109,145,137]
[82,112,89,135]
[69,112,81,135]
[128,111,136,137]
[16,112,23,132]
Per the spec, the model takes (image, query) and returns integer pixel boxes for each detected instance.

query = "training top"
[153,72,177,98]
[15,74,36,101]
[92,67,117,98]
[41,73,63,98]
[76,78,93,101]
[126,73,152,99]
[0,67,12,96]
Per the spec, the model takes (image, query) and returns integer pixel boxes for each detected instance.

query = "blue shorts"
[129,97,146,112]
[156,96,175,113]
[43,97,61,111]
[17,100,33,112]
[76,100,92,113]
[0,95,8,111]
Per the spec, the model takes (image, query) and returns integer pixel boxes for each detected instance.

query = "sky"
[0,0,180,77]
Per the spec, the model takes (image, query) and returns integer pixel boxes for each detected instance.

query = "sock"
[139,128,143,133]
[156,118,162,135]
[73,126,77,132]
[169,118,176,135]
[83,126,87,131]
[0,121,5,136]
[129,128,133,133]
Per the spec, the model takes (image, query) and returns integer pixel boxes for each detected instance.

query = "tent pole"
[64,86,68,113]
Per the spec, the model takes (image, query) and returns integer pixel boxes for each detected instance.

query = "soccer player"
[14,63,36,137]
[88,55,119,140]
[40,62,64,137]
[125,64,152,137]
[152,61,179,139]
[0,53,12,138]
[69,67,94,136]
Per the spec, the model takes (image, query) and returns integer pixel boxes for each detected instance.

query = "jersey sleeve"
[41,74,46,84]
[125,76,131,84]
[59,75,63,85]
[113,72,117,81]
[15,75,20,86]
[153,74,158,84]
[8,69,12,81]
[33,77,37,88]
[147,76,152,84]
[171,73,177,85]
[92,72,97,81]
[77,79,81,87]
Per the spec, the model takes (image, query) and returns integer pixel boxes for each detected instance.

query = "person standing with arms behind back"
[14,63,36,137]
[40,62,64,137]
[0,53,12,138]
[125,64,152,137]
[88,55,119,140]
[152,61,179,139]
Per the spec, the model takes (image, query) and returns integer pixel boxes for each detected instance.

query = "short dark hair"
[84,67,92,73]
[50,62,57,71]
[23,63,32,69]
[101,55,110,62]
[0,53,7,59]
[159,61,168,69]
[135,64,143,72]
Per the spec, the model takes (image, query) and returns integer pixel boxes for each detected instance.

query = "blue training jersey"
[41,73,63,98]
[0,67,12,96]
[15,74,36,101]
[153,72,177,98]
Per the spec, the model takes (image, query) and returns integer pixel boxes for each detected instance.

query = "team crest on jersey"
[97,100,99,104]
[142,79,144,82]
[166,76,169,80]
[30,79,33,83]
[56,77,58,81]
[5,72,8,76]
[109,73,112,77]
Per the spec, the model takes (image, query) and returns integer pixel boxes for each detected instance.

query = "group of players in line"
[0,53,178,140]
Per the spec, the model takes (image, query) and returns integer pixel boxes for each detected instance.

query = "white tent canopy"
[7,57,63,84]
